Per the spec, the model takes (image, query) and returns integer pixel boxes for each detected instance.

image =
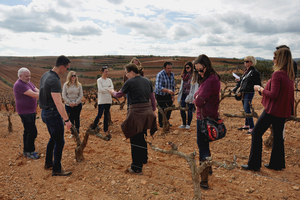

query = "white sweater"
[97,77,114,104]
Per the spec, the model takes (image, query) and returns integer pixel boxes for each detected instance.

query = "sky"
[0,0,300,59]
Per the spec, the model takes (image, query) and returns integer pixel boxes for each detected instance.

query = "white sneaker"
[185,125,190,129]
[178,125,186,129]
[69,135,74,138]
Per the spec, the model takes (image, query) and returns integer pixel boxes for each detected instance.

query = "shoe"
[264,164,283,171]
[185,125,190,129]
[128,168,143,175]
[52,170,72,176]
[170,124,173,127]
[69,135,74,138]
[238,126,249,130]
[44,163,53,170]
[159,124,163,128]
[27,152,40,159]
[23,152,30,157]
[241,164,260,171]
[200,181,209,190]
[178,125,186,129]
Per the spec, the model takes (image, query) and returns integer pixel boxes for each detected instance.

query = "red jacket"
[194,74,221,120]
[262,70,294,118]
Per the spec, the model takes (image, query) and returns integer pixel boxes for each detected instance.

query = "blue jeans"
[41,109,65,172]
[197,119,211,161]
[242,92,255,128]
[19,113,37,153]
[93,104,111,132]
[180,93,194,126]
[65,103,82,133]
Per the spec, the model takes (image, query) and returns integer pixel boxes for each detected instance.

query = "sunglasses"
[273,57,276,60]
[185,67,190,69]
[195,68,204,73]
[244,61,250,63]
[64,65,70,70]
[71,75,76,77]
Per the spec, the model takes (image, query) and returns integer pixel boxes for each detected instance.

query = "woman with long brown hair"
[194,54,221,189]
[177,61,198,129]
[241,48,294,171]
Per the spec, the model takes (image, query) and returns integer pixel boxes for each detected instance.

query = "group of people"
[13,46,296,189]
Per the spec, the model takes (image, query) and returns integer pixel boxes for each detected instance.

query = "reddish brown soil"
[1,80,300,200]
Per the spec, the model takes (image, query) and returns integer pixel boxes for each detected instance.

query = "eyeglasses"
[244,61,250,63]
[273,57,276,60]
[71,75,76,77]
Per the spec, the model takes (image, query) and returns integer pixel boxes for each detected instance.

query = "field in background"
[0,55,244,94]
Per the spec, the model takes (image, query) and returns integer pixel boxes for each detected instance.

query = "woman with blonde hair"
[62,71,83,137]
[241,48,294,171]
[232,55,261,134]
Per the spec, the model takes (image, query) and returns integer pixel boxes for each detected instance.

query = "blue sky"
[0,0,300,59]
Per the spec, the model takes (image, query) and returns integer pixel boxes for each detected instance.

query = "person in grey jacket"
[232,56,261,134]
[62,71,83,137]
[177,61,199,129]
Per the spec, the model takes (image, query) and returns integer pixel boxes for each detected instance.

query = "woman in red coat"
[241,48,294,171]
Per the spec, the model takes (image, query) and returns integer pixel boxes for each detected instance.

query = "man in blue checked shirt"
[154,61,175,127]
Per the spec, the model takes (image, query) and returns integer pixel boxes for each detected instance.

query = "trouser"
[180,93,194,126]
[19,113,37,153]
[130,130,148,172]
[93,104,111,132]
[242,92,254,128]
[197,119,211,160]
[155,94,173,127]
[41,109,65,172]
[247,110,286,169]
[65,103,82,133]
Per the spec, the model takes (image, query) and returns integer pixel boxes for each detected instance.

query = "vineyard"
[0,56,300,199]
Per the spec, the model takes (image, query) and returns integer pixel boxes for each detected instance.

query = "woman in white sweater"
[91,66,114,132]
[62,71,83,137]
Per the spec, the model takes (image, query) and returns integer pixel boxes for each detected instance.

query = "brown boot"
[208,166,213,175]
[200,160,209,190]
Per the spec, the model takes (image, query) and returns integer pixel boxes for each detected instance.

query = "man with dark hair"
[276,45,298,77]
[13,67,40,159]
[39,55,72,176]
[154,61,175,127]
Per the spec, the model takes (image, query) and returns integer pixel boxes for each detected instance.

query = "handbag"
[200,108,227,141]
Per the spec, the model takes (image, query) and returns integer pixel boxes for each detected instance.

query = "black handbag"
[200,108,227,141]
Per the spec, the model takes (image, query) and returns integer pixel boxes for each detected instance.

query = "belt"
[44,107,57,111]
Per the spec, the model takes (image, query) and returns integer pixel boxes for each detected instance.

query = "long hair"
[181,61,193,76]
[65,71,80,88]
[273,48,294,80]
[194,54,220,83]
[130,57,143,75]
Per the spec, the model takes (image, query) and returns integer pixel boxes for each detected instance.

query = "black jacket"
[232,66,261,94]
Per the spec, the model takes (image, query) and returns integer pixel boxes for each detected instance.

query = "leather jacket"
[232,66,261,94]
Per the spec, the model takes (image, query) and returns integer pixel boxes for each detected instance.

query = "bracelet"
[64,119,70,123]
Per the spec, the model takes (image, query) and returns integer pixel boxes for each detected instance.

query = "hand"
[153,111,157,117]
[108,89,114,95]
[235,78,240,82]
[171,95,175,102]
[168,89,175,95]
[65,121,72,130]
[254,85,260,92]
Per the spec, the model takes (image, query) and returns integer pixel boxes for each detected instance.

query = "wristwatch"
[64,119,70,123]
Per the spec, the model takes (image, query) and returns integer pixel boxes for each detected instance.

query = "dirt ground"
[1,82,300,200]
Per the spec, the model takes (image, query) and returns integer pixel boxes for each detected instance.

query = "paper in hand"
[232,73,240,80]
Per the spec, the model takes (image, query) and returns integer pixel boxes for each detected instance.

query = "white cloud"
[0,0,299,58]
